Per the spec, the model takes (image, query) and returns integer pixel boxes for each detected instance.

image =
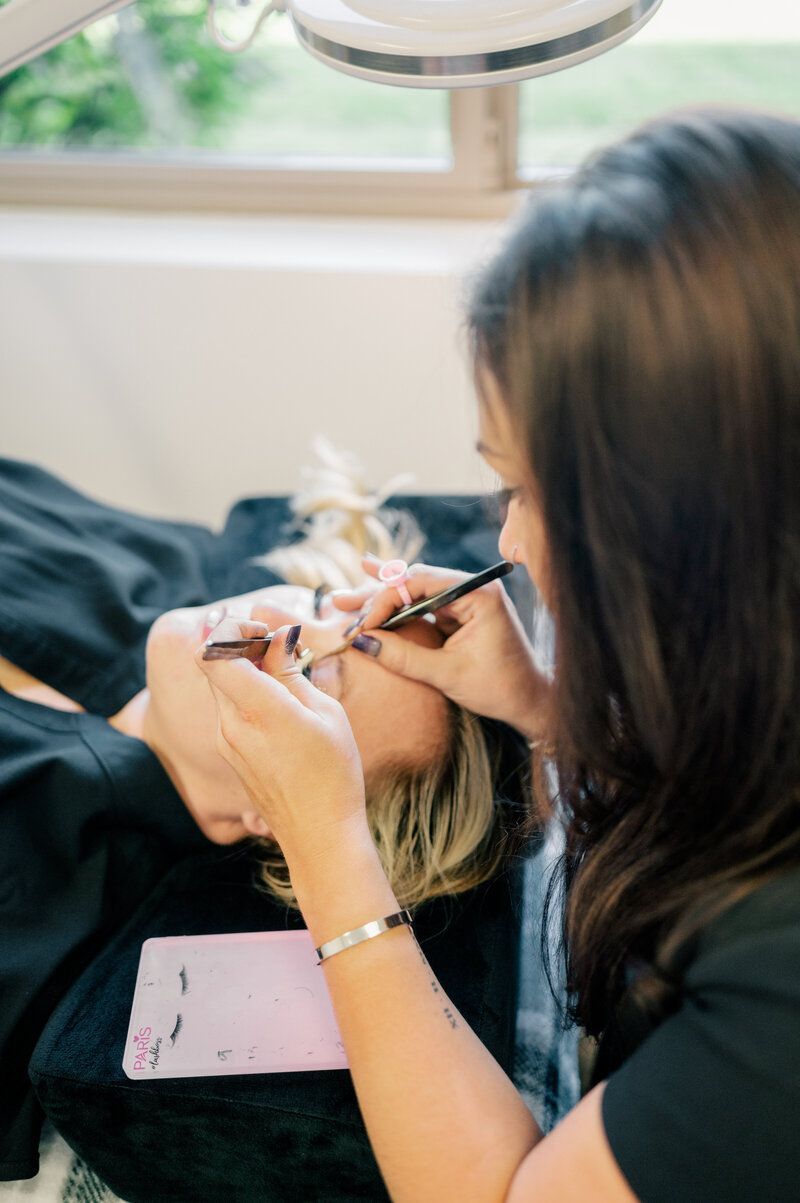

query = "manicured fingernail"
[352,633,381,657]
[201,606,227,640]
[343,614,366,638]
[342,599,374,639]
[285,624,302,656]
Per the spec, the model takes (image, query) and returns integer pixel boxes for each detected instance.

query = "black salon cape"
[0,458,514,1183]
[0,458,289,1181]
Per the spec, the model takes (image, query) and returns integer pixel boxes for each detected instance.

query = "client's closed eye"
[312,586,327,618]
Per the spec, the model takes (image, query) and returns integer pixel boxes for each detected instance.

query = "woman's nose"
[498,515,520,566]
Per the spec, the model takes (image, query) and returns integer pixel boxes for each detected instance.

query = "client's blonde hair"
[252,441,528,909]
[254,438,424,591]
[259,703,523,909]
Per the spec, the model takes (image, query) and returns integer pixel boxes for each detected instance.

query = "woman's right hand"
[333,561,550,741]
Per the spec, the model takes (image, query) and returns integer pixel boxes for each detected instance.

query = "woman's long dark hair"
[468,107,800,1040]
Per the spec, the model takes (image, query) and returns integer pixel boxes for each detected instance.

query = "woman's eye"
[496,486,523,520]
[497,486,521,506]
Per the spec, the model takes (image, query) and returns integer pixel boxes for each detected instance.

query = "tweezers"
[307,559,515,665]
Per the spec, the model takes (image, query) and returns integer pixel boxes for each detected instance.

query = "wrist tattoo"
[415,936,460,1029]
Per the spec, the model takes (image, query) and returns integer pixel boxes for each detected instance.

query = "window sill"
[0,149,536,220]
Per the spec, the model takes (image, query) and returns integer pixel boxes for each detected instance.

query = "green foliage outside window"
[0,0,249,148]
[0,0,797,165]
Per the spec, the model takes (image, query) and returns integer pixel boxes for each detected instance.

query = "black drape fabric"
[30,850,523,1203]
[0,695,209,1179]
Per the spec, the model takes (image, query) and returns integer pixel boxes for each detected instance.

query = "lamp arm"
[0,0,135,79]
[206,0,286,54]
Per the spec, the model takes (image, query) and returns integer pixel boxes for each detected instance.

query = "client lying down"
[0,446,528,1182]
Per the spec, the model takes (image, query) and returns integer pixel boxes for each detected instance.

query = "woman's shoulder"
[687,864,800,989]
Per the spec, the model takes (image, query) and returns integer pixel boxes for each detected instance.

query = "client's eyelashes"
[312,585,327,618]
[178,965,189,995]
[305,586,329,678]
[169,1014,183,1046]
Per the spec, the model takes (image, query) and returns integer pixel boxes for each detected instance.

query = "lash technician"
[196,108,800,1203]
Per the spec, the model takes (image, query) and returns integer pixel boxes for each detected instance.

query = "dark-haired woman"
[195,108,800,1202]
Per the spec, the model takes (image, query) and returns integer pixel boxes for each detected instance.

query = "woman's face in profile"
[477,369,551,608]
[144,585,449,843]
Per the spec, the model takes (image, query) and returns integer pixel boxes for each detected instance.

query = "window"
[0,0,516,216]
[0,3,451,162]
[0,0,798,215]
[518,0,800,172]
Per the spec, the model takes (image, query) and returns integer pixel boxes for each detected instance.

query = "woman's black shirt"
[601,866,800,1202]
[0,695,208,1179]
[0,458,283,1179]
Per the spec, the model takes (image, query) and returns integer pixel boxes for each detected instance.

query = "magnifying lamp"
[282,0,663,88]
[0,0,663,86]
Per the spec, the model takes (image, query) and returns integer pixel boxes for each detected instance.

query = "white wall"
[0,209,506,528]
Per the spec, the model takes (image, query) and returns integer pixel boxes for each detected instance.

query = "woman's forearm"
[290,831,542,1203]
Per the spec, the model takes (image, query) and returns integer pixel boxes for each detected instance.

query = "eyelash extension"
[178,965,189,995]
[169,1014,183,1046]
[304,586,328,679]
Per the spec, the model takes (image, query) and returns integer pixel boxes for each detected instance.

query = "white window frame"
[0,86,532,218]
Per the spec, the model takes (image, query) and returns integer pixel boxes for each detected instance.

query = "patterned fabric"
[513,825,581,1132]
[0,1126,115,1203]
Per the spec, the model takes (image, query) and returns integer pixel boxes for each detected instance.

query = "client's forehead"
[342,618,448,771]
[341,618,441,693]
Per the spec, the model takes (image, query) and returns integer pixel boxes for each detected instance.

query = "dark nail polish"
[285,624,302,656]
[342,598,374,639]
[352,633,381,657]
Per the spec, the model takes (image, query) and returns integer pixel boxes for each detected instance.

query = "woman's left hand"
[194,625,368,870]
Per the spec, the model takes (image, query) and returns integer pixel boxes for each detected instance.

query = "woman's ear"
[241,810,272,838]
